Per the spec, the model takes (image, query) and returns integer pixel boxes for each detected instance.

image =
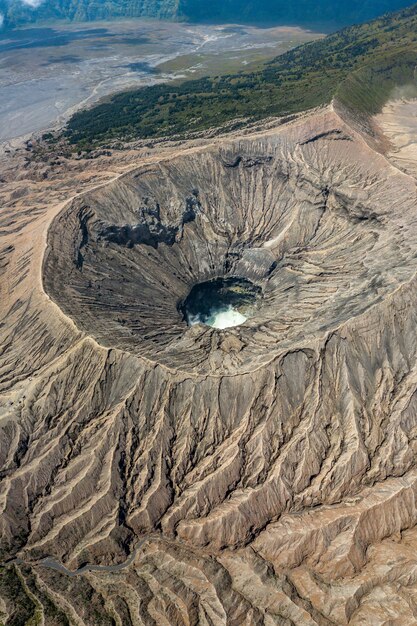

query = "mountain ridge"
[0,0,415,29]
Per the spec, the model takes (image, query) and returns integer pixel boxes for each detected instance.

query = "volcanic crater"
[44,131,417,376]
[3,110,417,623]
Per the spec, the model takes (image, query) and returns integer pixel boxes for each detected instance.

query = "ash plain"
[0,19,324,143]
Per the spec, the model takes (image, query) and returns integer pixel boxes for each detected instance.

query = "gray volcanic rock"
[2,107,417,624]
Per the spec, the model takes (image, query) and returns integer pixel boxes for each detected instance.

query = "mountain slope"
[0,0,414,29]
[3,92,417,626]
[0,0,181,27]
[65,3,417,148]
[180,0,413,24]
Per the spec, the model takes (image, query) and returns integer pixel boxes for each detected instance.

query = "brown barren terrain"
[1,102,417,624]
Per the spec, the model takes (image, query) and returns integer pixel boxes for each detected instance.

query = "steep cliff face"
[0,0,414,28]
[2,106,417,623]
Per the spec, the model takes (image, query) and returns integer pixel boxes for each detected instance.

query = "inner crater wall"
[44,128,417,375]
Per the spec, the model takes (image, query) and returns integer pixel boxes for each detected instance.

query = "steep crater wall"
[44,130,417,375]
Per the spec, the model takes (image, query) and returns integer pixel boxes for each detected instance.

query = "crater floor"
[2,106,417,624]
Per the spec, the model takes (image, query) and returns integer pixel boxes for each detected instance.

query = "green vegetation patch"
[336,48,417,115]
[65,3,417,148]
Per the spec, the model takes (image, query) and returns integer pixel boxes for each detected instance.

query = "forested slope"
[65,3,417,148]
[0,0,413,28]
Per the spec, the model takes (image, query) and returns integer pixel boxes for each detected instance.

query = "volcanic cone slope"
[3,110,417,623]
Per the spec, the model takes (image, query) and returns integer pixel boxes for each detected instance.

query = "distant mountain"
[180,0,415,24]
[0,0,179,28]
[0,0,415,29]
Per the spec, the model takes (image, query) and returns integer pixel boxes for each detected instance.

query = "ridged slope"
[2,107,417,623]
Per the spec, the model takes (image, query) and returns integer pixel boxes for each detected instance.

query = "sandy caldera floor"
[1,102,417,625]
[0,20,323,144]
